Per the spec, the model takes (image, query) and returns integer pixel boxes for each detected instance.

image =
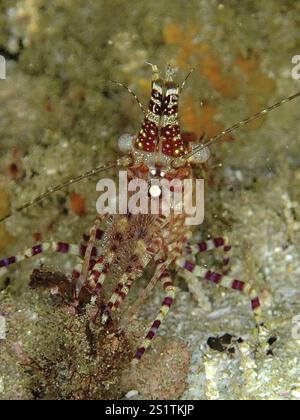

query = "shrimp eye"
[118,133,134,152]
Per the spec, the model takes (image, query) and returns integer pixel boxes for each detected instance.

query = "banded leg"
[77,218,103,293]
[71,256,99,298]
[71,241,102,297]
[0,242,82,280]
[81,228,104,245]
[84,252,114,294]
[101,238,165,323]
[126,232,191,322]
[134,269,175,362]
[126,254,174,322]
[73,227,104,288]
[80,228,104,258]
[177,258,265,337]
[185,236,232,273]
[101,273,135,324]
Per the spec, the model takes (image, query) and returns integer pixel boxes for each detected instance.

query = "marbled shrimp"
[1,64,300,362]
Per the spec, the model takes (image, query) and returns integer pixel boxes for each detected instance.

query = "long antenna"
[0,157,131,223]
[172,89,300,166]
[180,68,195,93]
[102,80,146,115]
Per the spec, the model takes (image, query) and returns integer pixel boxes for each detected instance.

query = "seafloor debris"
[0,283,190,400]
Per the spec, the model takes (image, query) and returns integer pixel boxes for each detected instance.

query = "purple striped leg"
[134,269,175,362]
[102,238,170,324]
[80,229,103,260]
[177,258,266,336]
[127,234,190,320]
[84,252,114,294]
[76,219,104,294]
[71,255,99,298]
[0,242,82,281]
[72,228,104,285]
[126,254,175,322]
[101,273,136,324]
[185,236,232,273]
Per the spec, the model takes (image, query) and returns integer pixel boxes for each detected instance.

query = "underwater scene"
[0,0,300,402]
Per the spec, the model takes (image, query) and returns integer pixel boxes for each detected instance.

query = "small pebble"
[125,390,139,399]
